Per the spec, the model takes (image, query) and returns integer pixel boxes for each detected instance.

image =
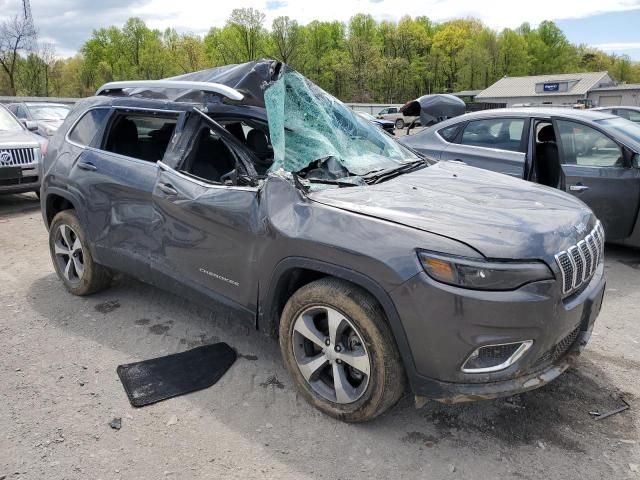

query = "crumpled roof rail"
[95,80,245,101]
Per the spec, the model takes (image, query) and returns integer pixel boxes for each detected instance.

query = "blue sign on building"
[543,83,560,92]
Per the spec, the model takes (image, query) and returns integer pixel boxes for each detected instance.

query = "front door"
[151,114,262,313]
[553,118,640,240]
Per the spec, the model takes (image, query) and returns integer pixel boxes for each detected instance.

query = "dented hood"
[308,161,595,260]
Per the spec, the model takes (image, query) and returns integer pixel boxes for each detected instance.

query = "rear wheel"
[49,210,112,296]
[395,118,405,129]
[279,278,405,422]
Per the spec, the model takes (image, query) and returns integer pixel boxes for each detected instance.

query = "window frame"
[65,106,113,149]
[97,107,183,164]
[170,109,260,190]
[436,122,465,144]
[552,117,629,169]
[456,116,529,153]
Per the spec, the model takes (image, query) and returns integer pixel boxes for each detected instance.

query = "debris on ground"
[259,375,285,389]
[166,415,178,426]
[589,397,630,421]
[109,418,122,430]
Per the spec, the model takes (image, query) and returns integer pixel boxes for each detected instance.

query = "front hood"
[309,161,595,260]
[0,129,40,148]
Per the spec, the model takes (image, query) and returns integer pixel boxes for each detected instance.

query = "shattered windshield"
[264,70,419,183]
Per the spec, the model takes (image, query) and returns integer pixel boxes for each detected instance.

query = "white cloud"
[2,0,639,56]
[593,42,640,50]
[137,0,640,32]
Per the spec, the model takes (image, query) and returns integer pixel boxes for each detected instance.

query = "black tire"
[279,278,406,422]
[49,210,112,296]
[395,118,405,129]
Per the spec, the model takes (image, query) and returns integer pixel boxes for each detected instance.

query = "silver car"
[375,106,418,129]
[0,104,45,196]
[592,106,640,124]
[7,102,72,137]
[400,107,640,247]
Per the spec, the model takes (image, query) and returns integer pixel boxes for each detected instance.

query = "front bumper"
[0,163,40,194]
[390,262,605,401]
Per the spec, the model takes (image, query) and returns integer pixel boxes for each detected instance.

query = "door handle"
[569,184,589,192]
[158,183,178,196]
[77,161,97,171]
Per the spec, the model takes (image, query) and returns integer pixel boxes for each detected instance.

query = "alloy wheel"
[53,224,85,284]
[292,305,371,404]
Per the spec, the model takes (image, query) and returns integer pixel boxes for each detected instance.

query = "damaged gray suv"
[41,61,606,422]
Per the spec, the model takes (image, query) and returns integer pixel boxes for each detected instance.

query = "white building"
[475,71,640,107]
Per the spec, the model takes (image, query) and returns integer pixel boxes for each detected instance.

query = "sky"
[0,0,639,60]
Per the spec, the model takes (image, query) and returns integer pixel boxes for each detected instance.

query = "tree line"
[1,8,638,103]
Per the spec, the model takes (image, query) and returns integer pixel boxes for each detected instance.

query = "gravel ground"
[1,192,639,480]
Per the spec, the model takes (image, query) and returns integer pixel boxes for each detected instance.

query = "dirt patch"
[94,300,121,314]
[238,354,259,361]
[423,364,637,454]
[148,321,173,335]
[179,334,220,348]
[401,431,440,448]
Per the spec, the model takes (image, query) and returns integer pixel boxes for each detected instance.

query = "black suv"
[41,61,606,422]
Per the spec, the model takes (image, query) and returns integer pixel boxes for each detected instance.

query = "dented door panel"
[151,164,263,312]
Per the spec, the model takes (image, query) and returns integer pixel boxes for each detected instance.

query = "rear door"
[553,118,640,240]
[439,116,529,178]
[67,107,182,275]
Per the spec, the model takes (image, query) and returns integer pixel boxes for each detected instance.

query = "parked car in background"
[42,61,605,422]
[357,111,395,135]
[8,102,72,137]
[401,108,640,247]
[0,104,46,196]
[376,106,418,129]
[592,106,640,124]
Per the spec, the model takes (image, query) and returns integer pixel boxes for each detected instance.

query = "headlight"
[417,251,553,290]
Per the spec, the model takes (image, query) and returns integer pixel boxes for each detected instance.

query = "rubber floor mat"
[117,343,236,407]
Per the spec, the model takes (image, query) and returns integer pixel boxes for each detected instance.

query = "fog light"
[462,340,533,373]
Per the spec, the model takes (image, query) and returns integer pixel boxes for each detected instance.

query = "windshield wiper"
[362,159,428,184]
[306,178,361,187]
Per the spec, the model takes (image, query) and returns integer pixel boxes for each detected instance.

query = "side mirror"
[24,120,38,132]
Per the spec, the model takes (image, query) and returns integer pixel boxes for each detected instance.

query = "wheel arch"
[260,257,417,377]
[44,188,80,228]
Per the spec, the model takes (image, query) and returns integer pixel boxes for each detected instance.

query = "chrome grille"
[555,222,604,295]
[0,148,37,166]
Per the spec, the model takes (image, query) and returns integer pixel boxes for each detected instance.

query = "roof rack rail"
[95,80,244,101]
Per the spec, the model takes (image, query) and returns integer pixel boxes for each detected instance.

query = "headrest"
[116,118,138,142]
[247,129,269,154]
[538,125,556,143]
[225,122,245,142]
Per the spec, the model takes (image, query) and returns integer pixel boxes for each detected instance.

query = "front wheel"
[49,210,112,296]
[279,278,406,422]
[395,118,405,129]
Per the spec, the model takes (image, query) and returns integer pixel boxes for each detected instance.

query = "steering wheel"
[220,168,236,184]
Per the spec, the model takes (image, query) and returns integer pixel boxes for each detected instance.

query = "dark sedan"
[401,108,640,247]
